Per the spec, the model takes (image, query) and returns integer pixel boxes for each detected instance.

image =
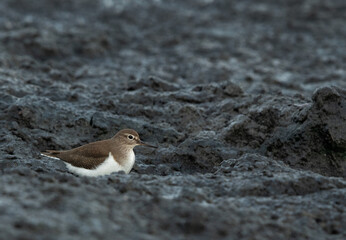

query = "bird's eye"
[128,135,134,140]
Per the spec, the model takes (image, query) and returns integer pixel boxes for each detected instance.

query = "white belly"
[65,151,135,177]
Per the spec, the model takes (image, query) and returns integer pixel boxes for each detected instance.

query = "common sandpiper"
[41,129,157,177]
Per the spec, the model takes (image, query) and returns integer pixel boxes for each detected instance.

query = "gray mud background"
[0,0,346,239]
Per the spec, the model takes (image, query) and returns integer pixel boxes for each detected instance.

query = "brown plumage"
[41,129,156,171]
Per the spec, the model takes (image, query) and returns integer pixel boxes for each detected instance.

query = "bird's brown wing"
[42,139,113,169]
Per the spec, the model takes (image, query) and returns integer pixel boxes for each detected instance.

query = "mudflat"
[0,0,345,239]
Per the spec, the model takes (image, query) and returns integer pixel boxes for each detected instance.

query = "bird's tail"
[41,150,61,160]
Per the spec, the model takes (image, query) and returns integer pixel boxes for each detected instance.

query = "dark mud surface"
[1,0,346,239]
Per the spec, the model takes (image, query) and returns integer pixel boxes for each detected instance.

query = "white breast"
[65,151,135,177]
[121,150,135,174]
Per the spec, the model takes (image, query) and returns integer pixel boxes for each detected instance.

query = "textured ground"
[0,0,345,239]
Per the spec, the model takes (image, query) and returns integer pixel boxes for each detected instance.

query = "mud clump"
[264,86,346,177]
[0,0,346,239]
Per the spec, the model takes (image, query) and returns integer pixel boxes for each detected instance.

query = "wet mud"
[0,0,345,239]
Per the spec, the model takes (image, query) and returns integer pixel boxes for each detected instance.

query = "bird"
[41,129,157,177]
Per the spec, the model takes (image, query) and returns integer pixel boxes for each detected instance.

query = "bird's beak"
[138,140,158,148]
